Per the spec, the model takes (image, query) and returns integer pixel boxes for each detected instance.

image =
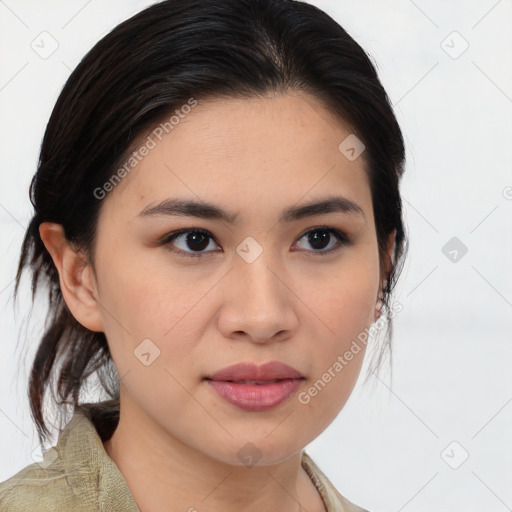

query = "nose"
[217,253,298,344]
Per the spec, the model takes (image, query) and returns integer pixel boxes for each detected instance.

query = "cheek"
[297,349,365,436]
[96,248,194,335]
[297,275,375,426]
[302,253,379,336]
[311,287,372,387]
[94,256,202,396]
[299,250,378,390]
[94,251,216,388]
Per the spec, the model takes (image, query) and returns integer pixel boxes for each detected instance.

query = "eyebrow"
[136,195,366,223]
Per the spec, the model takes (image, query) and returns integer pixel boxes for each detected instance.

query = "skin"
[40,91,395,512]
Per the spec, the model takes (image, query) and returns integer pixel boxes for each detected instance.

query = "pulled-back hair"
[14,0,408,447]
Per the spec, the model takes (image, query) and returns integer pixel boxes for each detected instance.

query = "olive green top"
[0,406,369,512]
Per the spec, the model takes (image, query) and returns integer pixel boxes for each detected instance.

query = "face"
[88,91,389,466]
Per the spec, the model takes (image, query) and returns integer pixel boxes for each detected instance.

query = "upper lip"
[205,361,304,381]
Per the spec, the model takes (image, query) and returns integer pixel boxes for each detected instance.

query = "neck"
[102,396,325,512]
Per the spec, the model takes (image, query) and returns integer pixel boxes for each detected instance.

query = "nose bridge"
[234,244,283,309]
[224,239,293,341]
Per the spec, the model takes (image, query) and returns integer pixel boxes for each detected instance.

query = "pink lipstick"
[205,361,304,411]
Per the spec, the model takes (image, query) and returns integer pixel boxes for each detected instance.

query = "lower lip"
[205,378,304,411]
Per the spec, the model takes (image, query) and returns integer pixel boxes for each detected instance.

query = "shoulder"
[0,454,83,511]
[0,406,105,511]
[301,451,371,512]
[0,403,138,512]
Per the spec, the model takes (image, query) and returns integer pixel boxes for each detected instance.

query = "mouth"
[205,361,304,382]
[203,361,305,411]
[204,378,299,384]
[204,377,305,411]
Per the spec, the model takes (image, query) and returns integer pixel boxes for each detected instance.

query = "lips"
[205,361,304,382]
[204,361,304,411]
[206,378,303,411]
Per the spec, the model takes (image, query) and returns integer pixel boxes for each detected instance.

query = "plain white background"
[1,1,511,511]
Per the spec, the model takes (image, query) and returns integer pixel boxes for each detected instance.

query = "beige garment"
[0,407,369,512]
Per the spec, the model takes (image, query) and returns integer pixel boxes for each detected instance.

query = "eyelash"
[159,226,350,259]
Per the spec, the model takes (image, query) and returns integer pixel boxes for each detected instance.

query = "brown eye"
[294,227,349,255]
[160,225,349,259]
[161,229,220,258]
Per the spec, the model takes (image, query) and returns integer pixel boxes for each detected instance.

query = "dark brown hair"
[14,0,408,447]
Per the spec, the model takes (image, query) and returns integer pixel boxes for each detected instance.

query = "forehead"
[101,92,372,222]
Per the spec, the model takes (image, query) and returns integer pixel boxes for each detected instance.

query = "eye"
[293,226,350,256]
[160,225,350,259]
[161,228,220,258]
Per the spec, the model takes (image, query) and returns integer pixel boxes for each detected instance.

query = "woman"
[0,0,407,510]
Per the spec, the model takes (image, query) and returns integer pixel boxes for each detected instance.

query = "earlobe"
[39,222,104,332]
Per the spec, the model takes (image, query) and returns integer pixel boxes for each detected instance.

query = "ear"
[374,229,397,322]
[39,222,104,332]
